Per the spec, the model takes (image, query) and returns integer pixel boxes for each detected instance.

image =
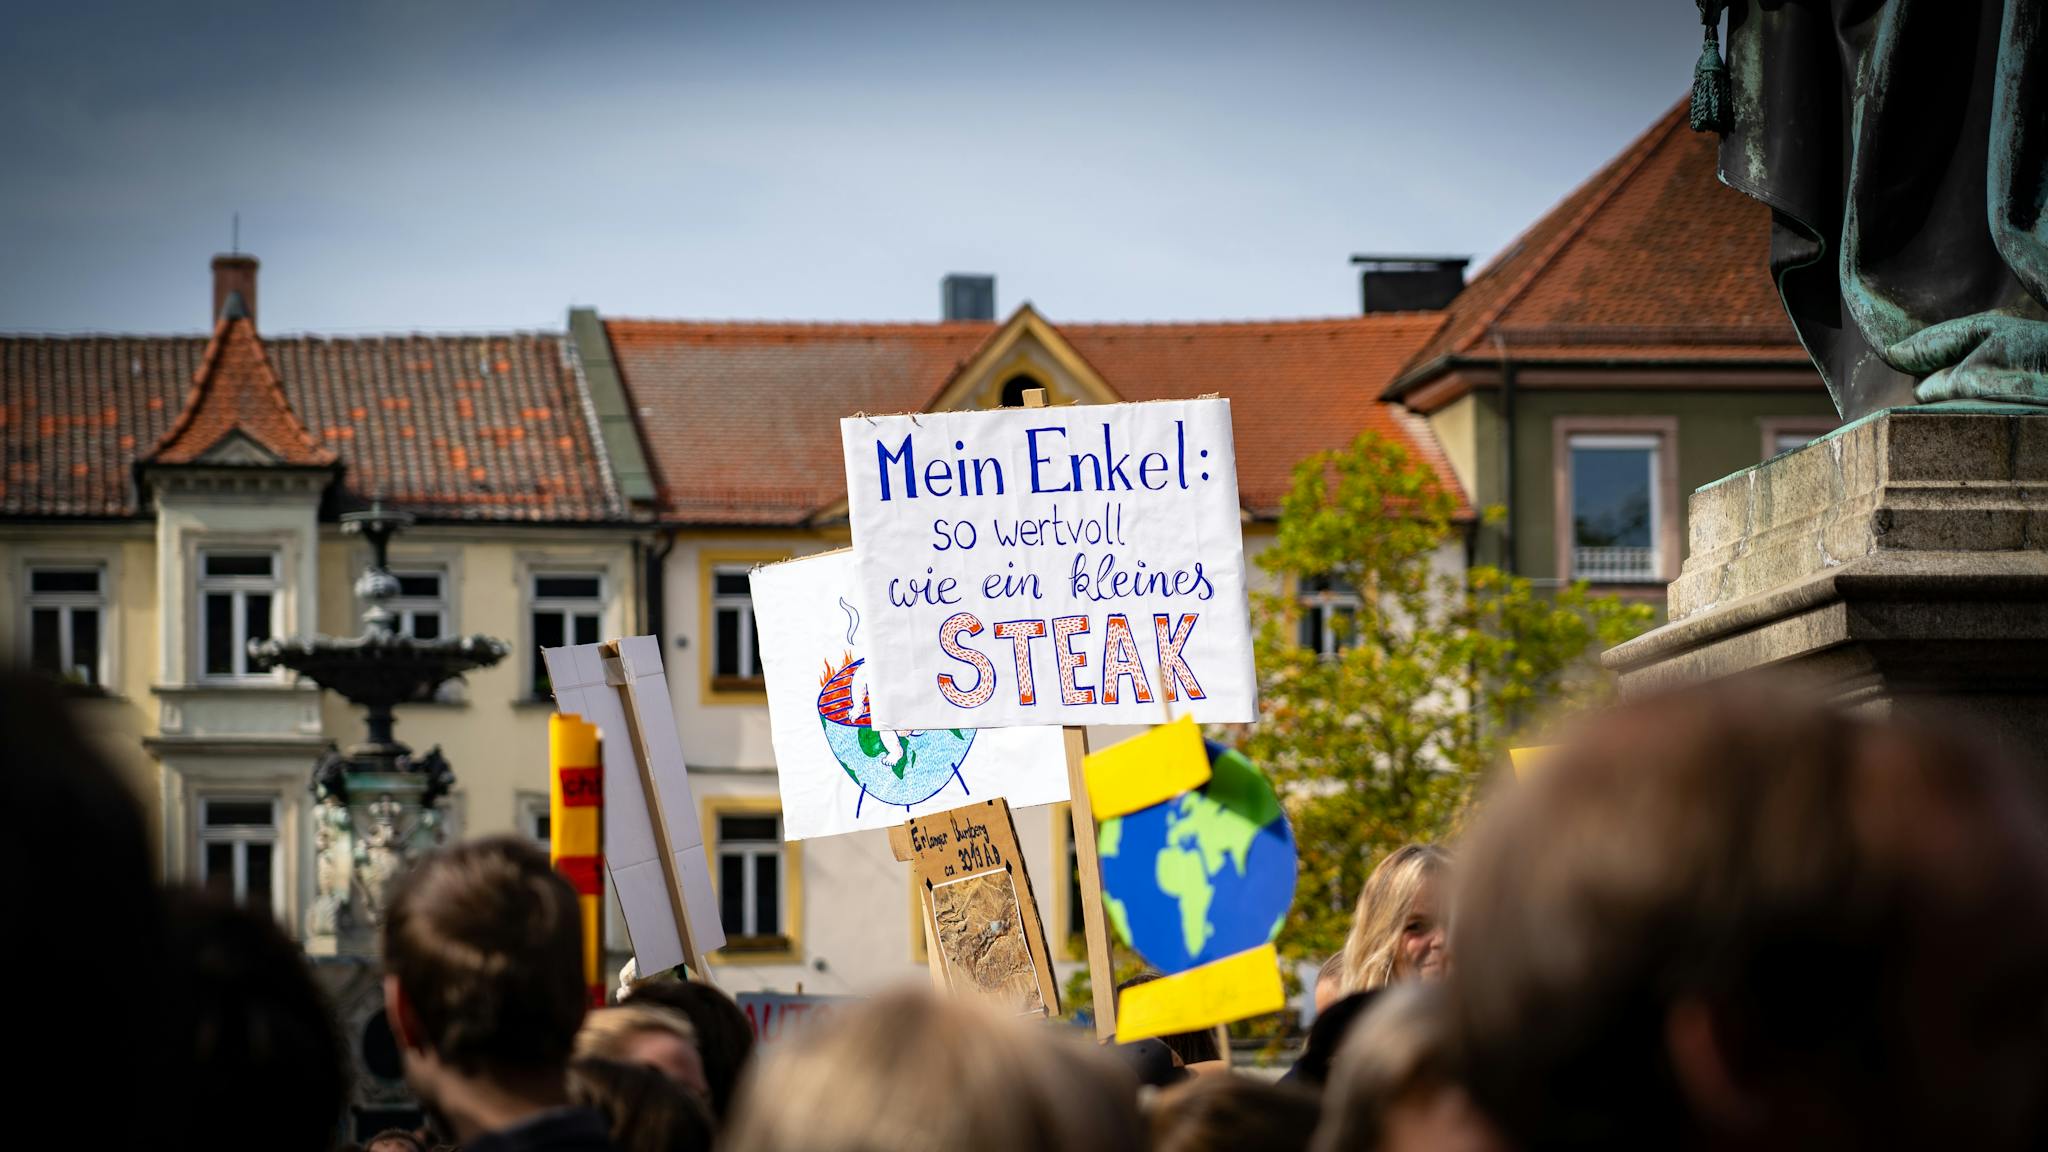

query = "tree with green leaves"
[1245,430,1651,968]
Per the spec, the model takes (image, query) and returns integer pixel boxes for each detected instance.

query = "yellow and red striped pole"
[549,713,605,1007]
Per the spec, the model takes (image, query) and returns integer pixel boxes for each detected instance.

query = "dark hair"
[162,888,352,1151]
[1,671,168,1146]
[569,1056,715,1152]
[1150,1075,1320,1152]
[1285,988,1379,1087]
[1452,683,2048,1151]
[619,977,755,1119]
[381,836,587,1075]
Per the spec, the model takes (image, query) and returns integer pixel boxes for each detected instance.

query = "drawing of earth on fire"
[816,597,972,816]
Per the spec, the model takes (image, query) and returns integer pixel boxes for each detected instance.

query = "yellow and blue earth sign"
[1096,742,1296,974]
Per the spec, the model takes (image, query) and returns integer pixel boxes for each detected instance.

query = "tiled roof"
[146,315,336,467]
[0,330,619,521]
[1388,98,1806,400]
[604,320,997,524]
[606,313,1465,524]
[1062,317,1463,517]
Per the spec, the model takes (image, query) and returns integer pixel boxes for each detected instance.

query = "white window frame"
[25,564,108,686]
[1297,573,1363,659]
[388,567,449,640]
[196,795,283,918]
[710,564,762,681]
[529,570,606,697]
[1566,433,1662,584]
[717,813,785,940]
[197,549,283,681]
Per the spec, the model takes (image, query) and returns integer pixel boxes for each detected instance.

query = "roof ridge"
[1449,98,1689,358]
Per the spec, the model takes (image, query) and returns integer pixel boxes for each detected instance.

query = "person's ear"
[384,973,426,1054]
[1666,998,1765,1133]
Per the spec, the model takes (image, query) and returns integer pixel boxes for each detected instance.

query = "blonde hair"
[724,990,1142,1152]
[1340,843,1449,994]
[574,1003,699,1063]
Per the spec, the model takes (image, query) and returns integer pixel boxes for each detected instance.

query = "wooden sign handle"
[1017,386,1118,1037]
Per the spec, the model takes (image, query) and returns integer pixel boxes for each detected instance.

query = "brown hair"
[1152,1074,1320,1152]
[569,1057,715,1152]
[381,836,587,1075]
[619,977,756,1120]
[1340,843,1449,993]
[723,990,1143,1152]
[1450,683,2048,1150]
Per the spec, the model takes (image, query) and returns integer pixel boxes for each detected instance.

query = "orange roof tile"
[1,330,619,521]
[607,313,1465,524]
[1388,98,1807,401]
[147,314,336,467]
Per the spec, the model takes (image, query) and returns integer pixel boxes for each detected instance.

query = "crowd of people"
[14,667,2047,1151]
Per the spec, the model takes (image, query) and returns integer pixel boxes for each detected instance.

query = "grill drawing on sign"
[815,597,974,817]
[929,868,1045,1016]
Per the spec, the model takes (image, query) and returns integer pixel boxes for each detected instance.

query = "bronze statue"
[1691,0,2047,420]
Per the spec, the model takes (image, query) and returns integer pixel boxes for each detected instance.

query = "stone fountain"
[252,503,508,955]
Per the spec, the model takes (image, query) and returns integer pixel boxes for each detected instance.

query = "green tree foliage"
[1245,431,1652,966]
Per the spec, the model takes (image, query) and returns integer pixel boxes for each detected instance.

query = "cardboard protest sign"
[889,798,1059,1018]
[545,637,727,978]
[839,399,1256,730]
[751,550,1069,841]
[1084,730,1295,1041]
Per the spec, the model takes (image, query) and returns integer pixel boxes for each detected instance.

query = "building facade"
[587,298,1468,997]
[1380,102,1838,610]
[0,256,648,938]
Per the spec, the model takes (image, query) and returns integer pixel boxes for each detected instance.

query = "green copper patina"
[1692,0,2048,420]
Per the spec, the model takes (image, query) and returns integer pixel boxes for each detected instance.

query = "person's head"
[576,1003,709,1101]
[568,1056,715,1152]
[1313,983,1501,1152]
[1451,683,2048,1151]
[1341,844,1450,993]
[363,1128,426,1152]
[619,976,755,1119]
[724,990,1143,1152]
[4,672,169,1146]
[1152,1074,1321,1152]
[162,889,352,1152]
[380,837,587,1106]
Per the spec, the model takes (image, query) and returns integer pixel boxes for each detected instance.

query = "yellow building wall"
[314,526,642,841]
[0,528,166,864]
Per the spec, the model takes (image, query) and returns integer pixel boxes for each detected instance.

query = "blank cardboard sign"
[545,637,726,977]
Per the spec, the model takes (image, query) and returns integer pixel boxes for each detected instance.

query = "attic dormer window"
[999,375,1038,408]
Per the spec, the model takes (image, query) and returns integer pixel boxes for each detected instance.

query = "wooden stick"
[1064,726,1118,1038]
[1018,385,1119,1037]
[603,640,712,983]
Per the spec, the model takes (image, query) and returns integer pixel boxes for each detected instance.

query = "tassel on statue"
[1690,0,1731,134]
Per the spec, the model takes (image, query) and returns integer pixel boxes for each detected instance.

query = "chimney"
[212,253,259,326]
[941,273,995,322]
[1349,255,1467,314]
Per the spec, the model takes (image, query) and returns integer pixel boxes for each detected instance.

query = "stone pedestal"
[1604,404,2048,769]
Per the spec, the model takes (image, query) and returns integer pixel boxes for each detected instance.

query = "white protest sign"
[840,398,1256,729]
[751,550,1069,841]
[545,637,727,975]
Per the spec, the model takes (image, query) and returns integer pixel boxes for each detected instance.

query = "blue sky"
[0,0,1698,333]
